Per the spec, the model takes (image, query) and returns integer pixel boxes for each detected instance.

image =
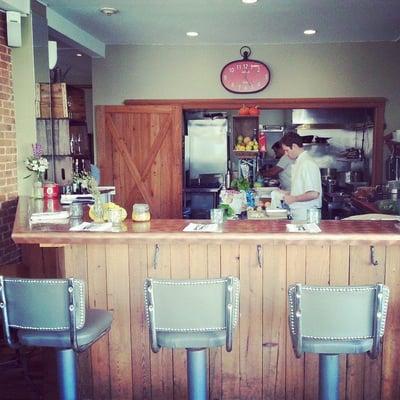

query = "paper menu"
[69,222,113,232]
[286,223,321,233]
[30,211,70,224]
[183,223,220,232]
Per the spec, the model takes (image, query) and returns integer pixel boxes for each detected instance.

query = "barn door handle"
[257,244,263,269]
[370,245,379,267]
[153,244,160,270]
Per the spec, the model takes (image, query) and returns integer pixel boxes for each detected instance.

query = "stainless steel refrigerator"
[184,118,228,218]
[187,118,228,182]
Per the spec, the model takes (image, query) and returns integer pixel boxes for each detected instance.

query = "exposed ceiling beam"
[0,0,30,14]
[46,7,105,58]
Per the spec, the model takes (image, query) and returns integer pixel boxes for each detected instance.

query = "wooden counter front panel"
[48,243,398,400]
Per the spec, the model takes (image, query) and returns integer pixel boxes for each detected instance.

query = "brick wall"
[0,11,20,265]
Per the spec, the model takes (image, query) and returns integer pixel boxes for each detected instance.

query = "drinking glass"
[210,208,224,224]
[70,202,83,219]
[307,208,321,224]
[109,208,122,231]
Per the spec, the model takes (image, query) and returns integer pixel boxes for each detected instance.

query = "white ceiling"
[44,0,400,46]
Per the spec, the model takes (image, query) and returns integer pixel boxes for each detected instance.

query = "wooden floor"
[0,341,57,400]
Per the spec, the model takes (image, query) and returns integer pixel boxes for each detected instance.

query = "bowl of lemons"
[89,202,127,222]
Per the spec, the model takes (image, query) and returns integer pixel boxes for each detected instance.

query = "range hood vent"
[292,108,374,129]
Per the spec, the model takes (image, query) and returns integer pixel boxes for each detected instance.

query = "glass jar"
[32,179,44,199]
[132,203,151,222]
[91,196,104,223]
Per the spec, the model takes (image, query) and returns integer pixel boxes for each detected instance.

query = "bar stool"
[288,283,389,400]
[0,276,113,400]
[144,276,240,400]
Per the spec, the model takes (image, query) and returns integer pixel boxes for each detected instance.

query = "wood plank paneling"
[207,244,222,400]
[221,244,240,400]
[329,245,350,400]
[98,105,182,218]
[96,106,113,185]
[347,244,385,400]
[170,244,190,400]
[64,245,93,400]
[304,245,330,400]
[239,244,263,400]
[22,238,399,400]
[106,244,133,399]
[129,243,151,400]
[147,243,173,399]
[262,244,286,400]
[87,244,111,399]
[286,245,306,400]
[381,245,400,400]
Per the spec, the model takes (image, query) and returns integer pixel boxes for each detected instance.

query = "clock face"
[220,59,271,94]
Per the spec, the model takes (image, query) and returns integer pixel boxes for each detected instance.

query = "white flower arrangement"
[24,143,49,182]
[73,171,100,197]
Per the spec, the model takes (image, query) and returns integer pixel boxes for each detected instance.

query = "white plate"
[265,208,287,217]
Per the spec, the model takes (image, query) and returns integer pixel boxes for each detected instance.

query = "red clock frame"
[220,47,271,94]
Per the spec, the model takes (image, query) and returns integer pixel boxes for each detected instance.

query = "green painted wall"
[12,14,37,196]
[93,42,400,133]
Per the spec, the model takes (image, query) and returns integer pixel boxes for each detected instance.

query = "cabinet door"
[97,105,183,218]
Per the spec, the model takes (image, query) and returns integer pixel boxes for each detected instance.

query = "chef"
[263,140,293,191]
[280,132,322,221]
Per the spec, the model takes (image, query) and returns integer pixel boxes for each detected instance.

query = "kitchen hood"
[292,108,374,129]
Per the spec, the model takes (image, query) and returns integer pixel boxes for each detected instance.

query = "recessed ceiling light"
[99,7,119,16]
[186,31,199,37]
[76,53,82,57]
[242,0,258,4]
[304,29,317,35]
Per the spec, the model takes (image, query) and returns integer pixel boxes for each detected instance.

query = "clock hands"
[243,71,252,87]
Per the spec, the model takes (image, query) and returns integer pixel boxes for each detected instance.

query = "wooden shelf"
[233,115,259,119]
[233,150,259,159]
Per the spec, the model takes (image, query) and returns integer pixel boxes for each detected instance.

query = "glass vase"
[91,196,104,223]
[32,179,44,199]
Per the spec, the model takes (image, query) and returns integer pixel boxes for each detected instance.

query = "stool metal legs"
[187,348,207,400]
[56,349,77,400]
[319,354,339,400]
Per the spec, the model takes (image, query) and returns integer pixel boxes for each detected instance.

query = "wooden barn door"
[96,105,183,218]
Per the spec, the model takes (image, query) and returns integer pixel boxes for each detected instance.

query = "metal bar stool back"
[288,283,389,400]
[0,276,113,400]
[144,276,240,400]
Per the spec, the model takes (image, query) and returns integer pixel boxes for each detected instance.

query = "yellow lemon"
[88,205,104,222]
[103,203,127,222]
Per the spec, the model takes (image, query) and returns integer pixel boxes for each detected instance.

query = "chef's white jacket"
[276,154,293,191]
[290,150,322,221]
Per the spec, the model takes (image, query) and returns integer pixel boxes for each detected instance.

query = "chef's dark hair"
[272,141,281,151]
[281,132,303,148]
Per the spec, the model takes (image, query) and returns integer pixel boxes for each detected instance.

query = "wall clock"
[220,46,271,94]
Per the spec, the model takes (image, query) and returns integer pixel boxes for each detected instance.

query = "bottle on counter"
[225,171,231,189]
[225,164,231,189]
[132,203,151,222]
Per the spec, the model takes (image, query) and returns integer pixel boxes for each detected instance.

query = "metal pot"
[345,171,363,183]
[320,168,337,181]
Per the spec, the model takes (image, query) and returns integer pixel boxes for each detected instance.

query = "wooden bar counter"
[12,198,400,400]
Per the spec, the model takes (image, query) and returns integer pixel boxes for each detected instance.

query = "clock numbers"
[220,58,271,94]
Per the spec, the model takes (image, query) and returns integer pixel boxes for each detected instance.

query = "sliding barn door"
[96,105,183,218]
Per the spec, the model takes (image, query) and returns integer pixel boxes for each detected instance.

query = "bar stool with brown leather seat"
[0,276,113,400]
[288,283,389,400]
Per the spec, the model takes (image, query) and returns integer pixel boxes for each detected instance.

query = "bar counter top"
[12,197,400,245]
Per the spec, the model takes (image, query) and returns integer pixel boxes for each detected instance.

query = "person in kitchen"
[280,132,322,221]
[263,140,293,191]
